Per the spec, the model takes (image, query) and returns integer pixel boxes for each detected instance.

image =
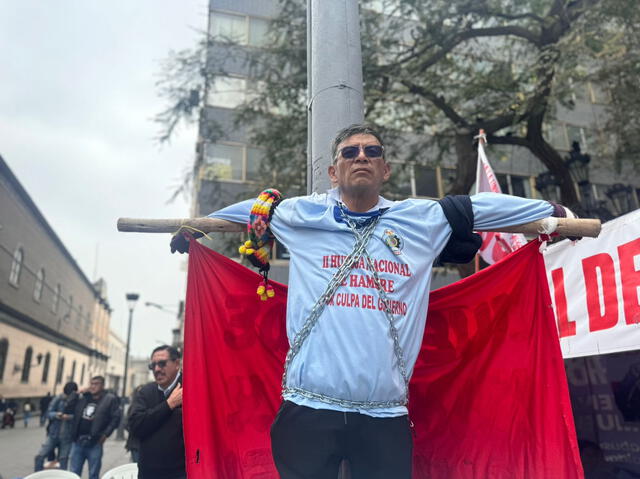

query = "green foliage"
[156,0,640,207]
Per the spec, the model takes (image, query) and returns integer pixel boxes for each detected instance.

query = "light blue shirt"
[210,189,553,417]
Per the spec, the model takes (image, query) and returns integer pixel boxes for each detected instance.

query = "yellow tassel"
[257,285,266,295]
[245,240,253,248]
[246,248,255,255]
[260,294,268,301]
[239,245,246,254]
[266,289,275,298]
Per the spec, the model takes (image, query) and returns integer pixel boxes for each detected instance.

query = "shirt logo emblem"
[382,229,403,255]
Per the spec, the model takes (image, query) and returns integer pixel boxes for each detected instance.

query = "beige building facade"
[0,156,111,406]
[106,329,126,395]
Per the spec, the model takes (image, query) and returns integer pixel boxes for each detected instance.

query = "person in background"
[1,396,17,429]
[69,376,121,479]
[40,392,53,427]
[23,399,33,427]
[129,345,185,479]
[125,385,143,463]
[34,382,78,471]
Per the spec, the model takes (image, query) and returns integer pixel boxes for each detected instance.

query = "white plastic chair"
[100,463,138,479]
[24,471,81,479]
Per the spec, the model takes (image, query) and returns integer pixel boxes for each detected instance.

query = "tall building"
[194,0,639,269]
[0,156,111,406]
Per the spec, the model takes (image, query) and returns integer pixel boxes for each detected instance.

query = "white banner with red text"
[543,209,640,358]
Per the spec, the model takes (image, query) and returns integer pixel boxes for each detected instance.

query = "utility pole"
[307,0,365,194]
[307,5,365,477]
[116,292,139,440]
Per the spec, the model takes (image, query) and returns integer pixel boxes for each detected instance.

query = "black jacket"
[437,195,482,264]
[71,391,121,442]
[128,375,185,479]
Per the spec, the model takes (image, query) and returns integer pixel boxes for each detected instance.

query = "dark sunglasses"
[148,359,173,370]
[339,145,384,160]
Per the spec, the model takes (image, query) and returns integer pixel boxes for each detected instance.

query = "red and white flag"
[475,133,527,264]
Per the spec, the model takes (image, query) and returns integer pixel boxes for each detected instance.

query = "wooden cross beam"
[117,217,601,238]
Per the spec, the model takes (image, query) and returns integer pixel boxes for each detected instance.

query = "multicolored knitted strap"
[238,188,283,300]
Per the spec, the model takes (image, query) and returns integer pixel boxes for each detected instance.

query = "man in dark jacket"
[69,376,121,479]
[129,345,185,479]
[39,392,53,427]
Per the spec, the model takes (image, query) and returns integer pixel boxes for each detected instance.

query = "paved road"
[0,421,131,479]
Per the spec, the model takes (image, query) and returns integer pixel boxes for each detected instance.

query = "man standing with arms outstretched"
[172,124,572,479]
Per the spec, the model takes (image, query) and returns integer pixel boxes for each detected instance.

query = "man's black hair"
[90,376,105,385]
[152,344,181,360]
[331,124,385,162]
[63,382,78,395]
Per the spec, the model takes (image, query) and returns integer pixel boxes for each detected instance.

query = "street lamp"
[535,171,560,203]
[536,141,634,222]
[606,183,634,217]
[565,141,591,186]
[116,292,139,440]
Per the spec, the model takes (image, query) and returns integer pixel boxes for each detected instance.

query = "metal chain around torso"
[281,204,410,409]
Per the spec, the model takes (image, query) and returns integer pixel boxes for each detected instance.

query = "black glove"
[170,231,203,254]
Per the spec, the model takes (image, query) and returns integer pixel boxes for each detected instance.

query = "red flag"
[183,240,583,478]
[475,139,527,264]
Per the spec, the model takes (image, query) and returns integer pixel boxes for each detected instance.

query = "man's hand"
[167,384,183,409]
[170,231,204,254]
[61,414,72,421]
[98,435,107,445]
[170,233,191,254]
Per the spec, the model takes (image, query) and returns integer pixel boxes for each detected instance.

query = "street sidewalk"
[0,421,131,479]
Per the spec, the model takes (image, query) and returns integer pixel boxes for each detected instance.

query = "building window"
[210,11,270,47]
[414,165,439,198]
[210,11,248,44]
[42,352,51,384]
[246,147,264,182]
[589,82,610,104]
[56,356,65,384]
[274,239,290,261]
[207,76,247,109]
[78,305,83,328]
[52,283,61,314]
[248,17,269,47]
[201,142,264,183]
[9,246,23,286]
[65,296,73,322]
[33,268,45,302]
[440,167,457,195]
[70,360,76,382]
[21,346,33,383]
[0,338,8,382]
[546,122,568,151]
[495,173,533,198]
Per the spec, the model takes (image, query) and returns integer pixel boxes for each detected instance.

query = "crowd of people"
[8,345,186,479]
[1,344,185,479]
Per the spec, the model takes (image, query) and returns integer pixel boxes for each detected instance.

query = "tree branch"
[401,80,468,128]
[385,25,541,75]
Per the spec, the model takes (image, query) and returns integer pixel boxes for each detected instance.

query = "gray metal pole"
[116,306,134,440]
[307,0,365,194]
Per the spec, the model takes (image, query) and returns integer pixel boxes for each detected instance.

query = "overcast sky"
[0,1,208,358]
